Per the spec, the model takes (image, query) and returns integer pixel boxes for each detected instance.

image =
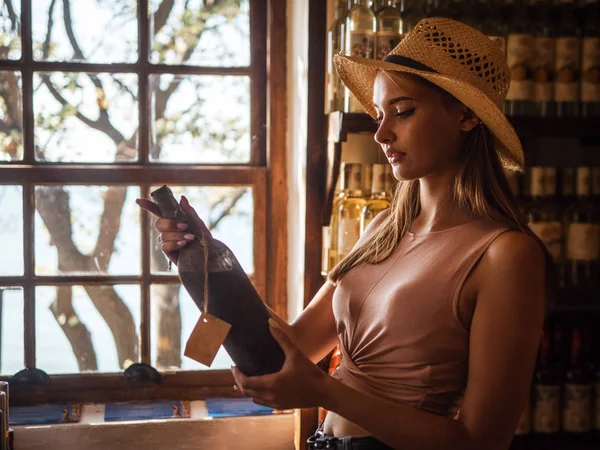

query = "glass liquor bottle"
[580,0,600,118]
[532,329,562,448]
[505,0,535,116]
[344,0,376,113]
[531,0,556,117]
[326,1,347,113]
[363,163,373,199]
[150,185,284,376]
[562,327,593,446]
[554,0,582,117]
[528,167,563,263]
[329,163,351,269]
[398,0,418,33]
[375,0,403,60]
[565,167,599,287]
[361,164,391,234]
[337,163,367,261]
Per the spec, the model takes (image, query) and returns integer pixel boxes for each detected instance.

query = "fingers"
[136,198,162,218]
[154,217,188,233]
[181,196,212,237]
[159,232,197,254]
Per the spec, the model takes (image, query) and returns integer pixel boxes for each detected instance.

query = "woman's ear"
[458,107,480,132]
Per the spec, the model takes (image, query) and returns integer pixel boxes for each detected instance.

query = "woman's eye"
[395,109,415,118]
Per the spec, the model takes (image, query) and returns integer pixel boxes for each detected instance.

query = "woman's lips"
[388,152,406,164]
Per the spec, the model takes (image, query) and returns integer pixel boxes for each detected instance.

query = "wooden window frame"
[0,0,288,406]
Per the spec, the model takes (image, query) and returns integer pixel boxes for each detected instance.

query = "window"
[0,0,283,405]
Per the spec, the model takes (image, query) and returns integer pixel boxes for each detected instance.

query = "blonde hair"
[328,71,556,310]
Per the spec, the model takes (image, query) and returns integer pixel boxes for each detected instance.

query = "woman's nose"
[374,119,395,146]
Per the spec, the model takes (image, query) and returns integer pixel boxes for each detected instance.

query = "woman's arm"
[317,231,546,450]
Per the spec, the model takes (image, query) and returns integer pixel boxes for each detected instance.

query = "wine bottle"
[150,185,284,376]
[554,0,582,117]
[565,168,600,287]
[329,164,351,269]
[562,327,593,446]
[361,164,391,234]
[532,329,562,448]
[326,1,345,113]
[338,163,366,261]
[532,0,556,117]
[375,0,403,60]
[344,0,376,113]
[505,0,535,116]
[581,0,600,117]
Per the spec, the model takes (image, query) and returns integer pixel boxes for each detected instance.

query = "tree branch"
[93,187,126,270]
[153,0,176,37]
[42,0,58,59]
[62,0,85,59]
[207,188,247,230]
[50,286,98,371]
[4,0,18,32]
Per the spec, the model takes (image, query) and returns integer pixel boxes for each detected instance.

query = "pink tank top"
[331,214,514,417]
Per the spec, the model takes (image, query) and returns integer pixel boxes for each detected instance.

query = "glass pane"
[149,185,253,274]
[150,0,249,67]
[0,0,20,60]
[151,284,233,371]
[32,0,137,63]
[0,185,23,276]
[0,71,23,161]
[0,287,24,376]
[36,285,141,374]
[34,72,138,163]
[149,75,250,164]
[35,186,141,275]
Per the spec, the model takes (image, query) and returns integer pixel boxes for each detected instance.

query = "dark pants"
[306,429,393,449]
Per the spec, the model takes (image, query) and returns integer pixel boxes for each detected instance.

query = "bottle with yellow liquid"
[328,163,351,271]
[361,164,391,234]
[338,163,366,262]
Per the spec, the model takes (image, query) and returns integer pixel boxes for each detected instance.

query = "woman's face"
[372,71,473,181]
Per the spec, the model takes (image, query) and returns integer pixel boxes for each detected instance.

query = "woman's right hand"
[135,195,212,266]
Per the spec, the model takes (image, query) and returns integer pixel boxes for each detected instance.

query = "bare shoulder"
[481,229,545,277]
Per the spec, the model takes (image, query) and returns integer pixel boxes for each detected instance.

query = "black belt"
[307,431,393,449]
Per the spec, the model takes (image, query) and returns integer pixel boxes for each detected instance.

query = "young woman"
[138,18,553,450]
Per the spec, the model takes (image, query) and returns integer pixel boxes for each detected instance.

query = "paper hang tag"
[184,313,232,367]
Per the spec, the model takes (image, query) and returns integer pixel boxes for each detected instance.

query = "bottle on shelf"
[363,163,373,199]
[504,0,535,116]
[328,164,351,271]
[531,0,556,117]
[361,164,391,234]
[554,0,582,117]
[375,0,403,60]
[385,164,396,197]
[532,328,562,448]
[326,0,348,113]
[564,167,599,288]
[561,325,593,446]
[337,163,367,261]
[344,0,376,113]
[527,167,563,264]
[580,0,600,118]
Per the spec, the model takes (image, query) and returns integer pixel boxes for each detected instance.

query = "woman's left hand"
[231,320,329,410]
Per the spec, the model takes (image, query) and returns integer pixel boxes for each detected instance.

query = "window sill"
[14,404,295,450]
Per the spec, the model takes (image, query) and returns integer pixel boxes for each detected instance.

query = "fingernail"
[184,234,195,241]
[176,223,188,230]
[177,240,187,247]
[268,318,279,329]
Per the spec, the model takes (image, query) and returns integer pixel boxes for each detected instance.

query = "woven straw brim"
[334,54,525,172]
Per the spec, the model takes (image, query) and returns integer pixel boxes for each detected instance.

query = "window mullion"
[140,184,152,365]
[23,183,35,369]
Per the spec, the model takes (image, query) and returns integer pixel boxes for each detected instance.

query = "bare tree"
[0,0,250,372]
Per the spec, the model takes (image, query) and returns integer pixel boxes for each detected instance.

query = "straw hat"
[333,17,524,171]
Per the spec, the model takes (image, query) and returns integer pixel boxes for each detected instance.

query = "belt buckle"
[314,436,337,449]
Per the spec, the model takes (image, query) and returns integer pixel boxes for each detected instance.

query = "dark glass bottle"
[580,0,600,117]
[531,0,556,117]
[532,329,562,449]
[151,185,284,376]
[505,0,535,116]
[565,168,599,288]
[554,0,582,117]
[561,327,593,446]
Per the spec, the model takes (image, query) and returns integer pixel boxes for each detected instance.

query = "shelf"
[328,112,600,143]
[323,112,600,225]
